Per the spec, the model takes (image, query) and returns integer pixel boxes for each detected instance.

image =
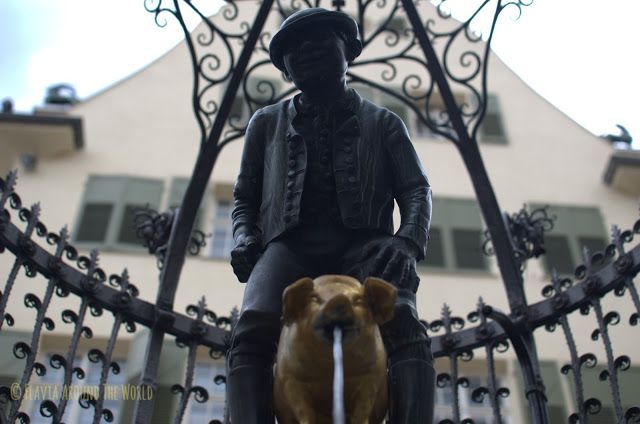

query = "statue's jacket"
[232,88,432,259]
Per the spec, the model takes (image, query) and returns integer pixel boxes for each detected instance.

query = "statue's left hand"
[364,236,420,287]
[230,234,261,283]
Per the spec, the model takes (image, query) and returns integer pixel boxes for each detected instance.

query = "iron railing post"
[399,1,549,422]
[132,1,275,421]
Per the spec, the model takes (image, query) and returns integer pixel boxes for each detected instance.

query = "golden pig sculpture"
[274,275,397,424]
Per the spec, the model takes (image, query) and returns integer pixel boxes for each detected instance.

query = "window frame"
[421,197,490,274]
[208,184,235,259]
[480,93,508,145]
[73,175,164,252]
[530,204,608,277]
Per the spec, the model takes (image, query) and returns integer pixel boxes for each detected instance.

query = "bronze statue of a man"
[228,7,434,423]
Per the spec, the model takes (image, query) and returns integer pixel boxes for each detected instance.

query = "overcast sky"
[1,0,638,147]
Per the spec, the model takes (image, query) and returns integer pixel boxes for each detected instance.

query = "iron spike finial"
[60,225,70,241]
[121,268,130,283]
[332,0,345,11]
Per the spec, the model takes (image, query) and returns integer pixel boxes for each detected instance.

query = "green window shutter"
[75,175,125,244]
[577,236,607,254]
[117,204,144,245]
[116,177,163,246]
[452,228,486,270]
[570,365,640,421]
[247,77,281,106]
[532,204,607,276]
[547,405,567,423]
[481,94,507,144]
[386,16,407,34]
[425,227,445,267]
[168,177,189,208]
[543,234,575,275]
[422,197,486,272]
[229,96,247,126]
[168,177,205,233]
[76,203,113,242]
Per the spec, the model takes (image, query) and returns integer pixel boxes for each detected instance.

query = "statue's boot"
[380,291,436,423]
[227,310,280,423]
[227,355,274,423]
[388,357,436,423]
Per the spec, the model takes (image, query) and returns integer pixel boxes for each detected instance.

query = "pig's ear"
[282,277,315,324]
[364,277,397,324]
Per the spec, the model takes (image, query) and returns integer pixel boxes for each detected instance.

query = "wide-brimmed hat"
[269,7,362,72]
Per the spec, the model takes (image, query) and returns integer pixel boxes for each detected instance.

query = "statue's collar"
[294,88,359,117]
[287,89,361,140]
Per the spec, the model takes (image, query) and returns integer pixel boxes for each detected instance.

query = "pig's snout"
[314,294,357,342]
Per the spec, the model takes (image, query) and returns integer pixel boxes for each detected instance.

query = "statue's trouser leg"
[227,239,312,424]
[227,310,281,424]
[381,289,436,424]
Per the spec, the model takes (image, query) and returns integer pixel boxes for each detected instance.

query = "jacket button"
[345,157,353,164]
[348,176,356,183]
[287,181,294,188]
[320,155,329,163]
[288,170,296,177]
[288,160,295,167]
[286,192,294,199]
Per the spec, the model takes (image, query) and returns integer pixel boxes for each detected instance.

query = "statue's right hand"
[230,234,261,283]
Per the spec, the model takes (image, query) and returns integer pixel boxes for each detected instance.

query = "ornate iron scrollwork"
[483,204,555,270]
[134,206,208,269]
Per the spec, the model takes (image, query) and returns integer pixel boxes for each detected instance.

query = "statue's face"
[282,26,348,93]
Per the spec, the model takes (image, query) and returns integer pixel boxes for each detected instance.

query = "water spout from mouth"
[333,326,345,424]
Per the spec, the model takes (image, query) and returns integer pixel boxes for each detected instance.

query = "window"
[74,175,163,249]
[422,197,488,272]
[228,77,283,127]
[28,355,127,423]
[385,15,407,36]
[74,175,207,251]
[434,374,512,423]
[412,90,466,140]
[209,198,234,259]
[184,361,227,423]
[168,177,203,231]
[480,94,508,144]
[567,364,640,424]
[532,204,608,276]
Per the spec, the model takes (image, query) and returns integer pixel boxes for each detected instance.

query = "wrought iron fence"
[1,170,639,422]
